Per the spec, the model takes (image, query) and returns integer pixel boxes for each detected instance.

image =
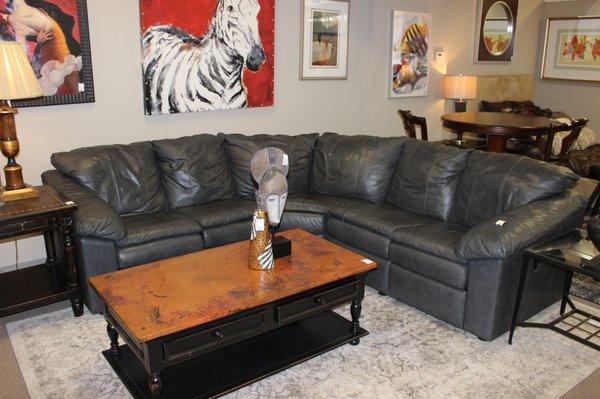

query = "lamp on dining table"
[443,74,477,113]
[0,41,43,201]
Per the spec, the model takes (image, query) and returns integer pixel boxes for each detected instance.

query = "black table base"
[509,250,600,351]
[104,310,367,399]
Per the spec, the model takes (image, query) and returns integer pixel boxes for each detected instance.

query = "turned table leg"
[350,275,366,346]
[149,372,162,398]
[59,215,84,317]
[43,230,57,266]
[106,322,120,357]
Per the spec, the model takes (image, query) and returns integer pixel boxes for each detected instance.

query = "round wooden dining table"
[441,112,554,153]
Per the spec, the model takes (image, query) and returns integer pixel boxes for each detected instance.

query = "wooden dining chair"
[531,118,589,163]
[398,110,428,141]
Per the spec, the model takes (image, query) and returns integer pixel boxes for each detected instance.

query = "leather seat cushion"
[285,193,370,214]
[118,212,202,247]
[175,198,256,228]
[389,242,467,289]
[278,212,326,235]
[152,135,235,208]
[311,133,406,203]
[51,141,168,214]
[449,151,579,227]
[389,221,467,263]
[221,133,319,197]
[330,203,437,238]
[386,139,469,221]
[327,219,391,258]
[118,234,204,269]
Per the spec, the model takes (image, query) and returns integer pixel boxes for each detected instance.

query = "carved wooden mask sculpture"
[250,147,289,226]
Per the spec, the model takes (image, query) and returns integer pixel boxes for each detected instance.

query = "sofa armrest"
[42,170,126,241]
[456,190,586,260]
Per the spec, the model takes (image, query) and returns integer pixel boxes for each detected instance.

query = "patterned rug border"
[6,290,600,399]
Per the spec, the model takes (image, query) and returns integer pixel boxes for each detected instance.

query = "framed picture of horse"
[139,0,275,115]
[541,16,600,82]
[300,0,350,80]
[0,0,95,107]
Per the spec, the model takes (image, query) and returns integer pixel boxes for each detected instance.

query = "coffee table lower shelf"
[104,310,367,399]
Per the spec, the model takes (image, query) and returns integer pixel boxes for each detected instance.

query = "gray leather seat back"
[221,133,319,197]
[152,134,235,208]
[311,133,406,203]
[449,151,579,227]
[51,141,168,214]
[386,139,470,221]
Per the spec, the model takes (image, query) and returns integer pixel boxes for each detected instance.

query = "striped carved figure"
[141,0,266,115]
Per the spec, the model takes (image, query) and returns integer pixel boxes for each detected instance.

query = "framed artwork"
[389,11,430,98]
[139,0,275,116]
[475,0,518,62]
[300,0,350,80]
[0,0,94,107]
[541,16,600,82]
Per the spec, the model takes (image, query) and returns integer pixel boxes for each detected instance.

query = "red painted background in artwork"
[140,0,275,108]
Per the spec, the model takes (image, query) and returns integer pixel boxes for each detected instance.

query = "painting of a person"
[0,0,82,96]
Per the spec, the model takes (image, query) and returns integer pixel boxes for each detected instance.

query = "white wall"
[0,0,545,268]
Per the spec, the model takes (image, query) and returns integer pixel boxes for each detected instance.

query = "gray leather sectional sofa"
[42,133,586,341]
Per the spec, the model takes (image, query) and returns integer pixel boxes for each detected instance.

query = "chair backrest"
[398,110,428,141]
[541,118,589,162]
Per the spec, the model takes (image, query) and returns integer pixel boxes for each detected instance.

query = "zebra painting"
[140,0,273,115]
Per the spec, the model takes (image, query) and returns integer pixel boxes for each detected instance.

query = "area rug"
[7,289,600,399]
[572,275,600,304]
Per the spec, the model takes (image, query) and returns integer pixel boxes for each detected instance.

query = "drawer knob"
[213,330,224,340]
[315,296,326,305]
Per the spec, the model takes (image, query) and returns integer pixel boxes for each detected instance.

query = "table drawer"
[276,281,357,324]
[163,309,268,362]
[0,216,49,236]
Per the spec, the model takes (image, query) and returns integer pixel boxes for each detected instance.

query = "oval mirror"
[482,2,514,56]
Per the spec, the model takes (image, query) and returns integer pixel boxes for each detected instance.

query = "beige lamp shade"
[0,41,43,100]
[443,75,477,101]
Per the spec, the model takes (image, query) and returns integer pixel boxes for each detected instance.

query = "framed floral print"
[300,0,350,80]
[0,0,94,107]
[541,16,600,82]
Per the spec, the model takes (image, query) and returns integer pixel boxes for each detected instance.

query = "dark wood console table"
[0,185,83,317]
[442,112,554,153]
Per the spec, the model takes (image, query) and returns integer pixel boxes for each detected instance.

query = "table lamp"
[0,41,43,201]
[443,74,477,113]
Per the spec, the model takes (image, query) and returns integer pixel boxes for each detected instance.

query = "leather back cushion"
[51,142,168,214]
[449,151,579,227]
[311,133,405,203]
[152,135,235,208]
[386,139,470,221]
[222,133,319,197]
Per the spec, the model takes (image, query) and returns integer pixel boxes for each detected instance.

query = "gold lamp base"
[2,185,38,202]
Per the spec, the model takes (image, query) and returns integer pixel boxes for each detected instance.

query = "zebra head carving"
[213,0,265,71]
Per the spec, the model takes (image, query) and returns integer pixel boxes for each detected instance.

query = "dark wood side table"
[508,230,600,351]
[0,185,83,317]
[441,112,554,153]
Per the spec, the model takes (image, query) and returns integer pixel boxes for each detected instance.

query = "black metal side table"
[508,230,600,351]
[0,185,83,317]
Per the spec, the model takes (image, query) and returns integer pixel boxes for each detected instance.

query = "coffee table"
[89,229,377,398]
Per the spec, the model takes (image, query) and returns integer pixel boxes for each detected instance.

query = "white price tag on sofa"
[496,220,506,226]
[282,154,289,166]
